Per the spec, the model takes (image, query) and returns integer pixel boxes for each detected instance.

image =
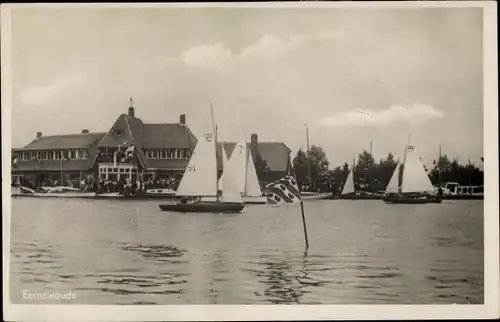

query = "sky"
[7,5,484,169]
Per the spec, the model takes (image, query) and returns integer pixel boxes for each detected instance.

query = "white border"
[2,2,498,321]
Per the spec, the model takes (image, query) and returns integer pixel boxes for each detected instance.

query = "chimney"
[128,97,135,118]
[36,132,42,139]
[179,114,186,125]
[250,133,261,160]
[81,129,90,134]
[251,133,258,146]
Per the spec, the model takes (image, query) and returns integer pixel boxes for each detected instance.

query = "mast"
[352,156,356,192]
[438,144,442,186]
[210,104,219,203]
[400,133,412,193]
[244,132,249,196]
[305,124,312,191]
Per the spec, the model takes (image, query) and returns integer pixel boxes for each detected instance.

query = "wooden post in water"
[299,200,309,249]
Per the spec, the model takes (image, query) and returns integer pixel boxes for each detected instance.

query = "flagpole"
[60,152,63,186]
[305,124,312,191]
[300,199,309,249]
[211,104,219,203]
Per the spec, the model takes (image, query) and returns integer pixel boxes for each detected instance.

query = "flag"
[265,175,302,204]
[125,144,135,162]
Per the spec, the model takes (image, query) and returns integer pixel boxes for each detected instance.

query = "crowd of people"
[13,174,180,196]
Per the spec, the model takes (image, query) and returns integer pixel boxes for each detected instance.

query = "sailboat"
[159,108,245,213]
[225,139,267,205]
[383,143,442,204]
[339,158,356,199]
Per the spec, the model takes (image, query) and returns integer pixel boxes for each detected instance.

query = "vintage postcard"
[2,1,498,321]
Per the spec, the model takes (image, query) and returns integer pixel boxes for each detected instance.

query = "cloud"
[176,30,342,69]
[320,104,445,128]
[20,74,87,106]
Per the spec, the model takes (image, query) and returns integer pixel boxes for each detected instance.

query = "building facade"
[12,101,291,189]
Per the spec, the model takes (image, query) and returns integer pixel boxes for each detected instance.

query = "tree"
[292,149,309,188]
[308,145,330,191]
[355,150,376,192]
[292,145,331,192]
[377,153,399,191]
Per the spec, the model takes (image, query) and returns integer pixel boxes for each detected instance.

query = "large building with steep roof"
[12,100,292,187]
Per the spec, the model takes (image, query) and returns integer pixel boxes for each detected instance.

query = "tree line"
[291,145,484,194]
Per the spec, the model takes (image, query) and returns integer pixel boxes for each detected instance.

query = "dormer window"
[113,130,124,137]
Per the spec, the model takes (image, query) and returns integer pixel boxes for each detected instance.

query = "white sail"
[245,148,262,197]
[342,168,355,194]
[218,145,230,191]
[227,140,247,194]
[385,163,400,193]
[176,124,217,197]
[221,145,243,203]
[401,146,434,193]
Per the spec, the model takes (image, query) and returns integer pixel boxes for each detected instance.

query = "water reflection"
[71,243,189,301]
[246,250,327,304]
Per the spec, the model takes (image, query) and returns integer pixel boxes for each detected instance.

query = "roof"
[96,114,198,170]
[16,132,106,151]
[257,142,291,172]
[218,141,291,172]
[142,123,197,149]
[12,132,106,172]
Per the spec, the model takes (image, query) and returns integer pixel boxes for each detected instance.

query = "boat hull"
[94,192,176,200]
[242,196,268,204]
[383,193,442,204]
[159,202,245,213]
[301,192,331,201]
[334,192,384,200]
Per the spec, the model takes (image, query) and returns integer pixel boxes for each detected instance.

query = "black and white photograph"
[2,2,498,321]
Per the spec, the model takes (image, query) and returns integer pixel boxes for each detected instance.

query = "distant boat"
[383,142,442,204]
[159,107,245,213]
[12,185,96,198]
[225,139,267,205]
[341,159,356,196]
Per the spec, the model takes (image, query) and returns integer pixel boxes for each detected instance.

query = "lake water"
[9,198,483,304]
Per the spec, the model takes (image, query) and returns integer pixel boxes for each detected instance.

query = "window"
[100,173,106,179]
[152,150,159,159]
[31,152,37,160]
[40,151,48,160]
[146,150,153,159]
[161,149,167,159]
[185,149,192,159]
[69,150,76,160]
[53,151,61,160]
[80,150,88,159]
[167,149,173,159]
[176,149,182,159]
[113,130,124,137]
